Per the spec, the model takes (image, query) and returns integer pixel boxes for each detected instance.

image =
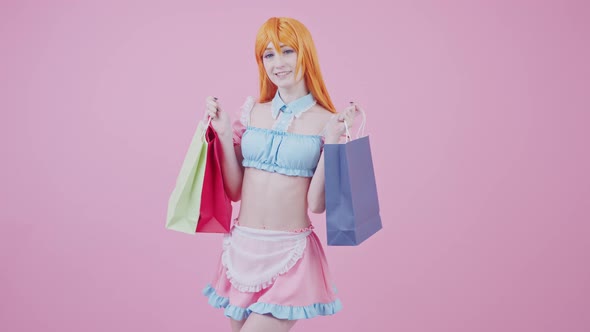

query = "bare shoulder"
[252,100,271,114]
[306,103,336,125]
[289,103,335,134]
[249,100,273,127]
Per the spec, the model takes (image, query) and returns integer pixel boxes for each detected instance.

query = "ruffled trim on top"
[240,96,256,127]
[202,284,343,321]
[232,96,256,146]
[242,159,315,178]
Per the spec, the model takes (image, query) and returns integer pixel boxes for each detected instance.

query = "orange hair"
[255,17,337,113]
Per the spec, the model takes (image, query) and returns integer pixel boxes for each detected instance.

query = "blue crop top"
[233,93,330,177]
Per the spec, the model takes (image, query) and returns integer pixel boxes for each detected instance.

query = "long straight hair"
[254,17,336,113]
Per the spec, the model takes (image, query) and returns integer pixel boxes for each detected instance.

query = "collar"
[271,91,317,119]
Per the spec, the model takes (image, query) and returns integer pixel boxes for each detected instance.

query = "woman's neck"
[277,83,309,104]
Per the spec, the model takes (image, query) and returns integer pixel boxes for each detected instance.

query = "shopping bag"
[166,120,208,234]
[196,125,232,233]
[324,111,382,245]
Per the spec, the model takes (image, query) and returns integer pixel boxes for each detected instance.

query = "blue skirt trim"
[202,284,343,321]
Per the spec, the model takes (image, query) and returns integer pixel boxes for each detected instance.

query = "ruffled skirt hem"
[203,284,343,321]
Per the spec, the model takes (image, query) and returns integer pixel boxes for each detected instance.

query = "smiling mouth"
[275,71,292,77]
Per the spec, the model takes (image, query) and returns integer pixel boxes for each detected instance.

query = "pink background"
[1,0,589,331]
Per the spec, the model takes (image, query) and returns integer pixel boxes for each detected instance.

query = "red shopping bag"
[196,125,232,233]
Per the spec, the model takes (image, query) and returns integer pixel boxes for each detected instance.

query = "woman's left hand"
[324,102,359,144]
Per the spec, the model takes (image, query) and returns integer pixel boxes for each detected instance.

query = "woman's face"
[262,42,304,89]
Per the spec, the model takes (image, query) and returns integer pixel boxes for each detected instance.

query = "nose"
[273,54,286,68]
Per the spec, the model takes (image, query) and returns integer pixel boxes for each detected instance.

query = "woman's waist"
[231,222,314,237]
[242,168,311,195]
[234,211,313,233]
[239,190,309,219]
[238,173,313,231]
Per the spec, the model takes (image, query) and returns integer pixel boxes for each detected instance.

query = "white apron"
[221,225,312,293]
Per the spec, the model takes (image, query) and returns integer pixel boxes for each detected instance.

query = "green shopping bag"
[166,120,209,234]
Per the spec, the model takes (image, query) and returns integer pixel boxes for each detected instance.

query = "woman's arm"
[204,95,244,202]
[307,148,329,213]
[218,136,244,202]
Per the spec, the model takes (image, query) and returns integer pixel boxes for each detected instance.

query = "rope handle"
[199,116,212,141]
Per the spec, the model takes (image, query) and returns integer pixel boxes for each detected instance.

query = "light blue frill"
[202,284,343,321]
[241,159,315,177]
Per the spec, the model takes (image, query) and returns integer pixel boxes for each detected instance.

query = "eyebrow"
[265,45,290,51]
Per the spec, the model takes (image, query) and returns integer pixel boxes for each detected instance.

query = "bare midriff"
[237,167,312,231]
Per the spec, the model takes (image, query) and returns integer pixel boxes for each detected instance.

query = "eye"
[283,49,294,54]
[263,53,274,59]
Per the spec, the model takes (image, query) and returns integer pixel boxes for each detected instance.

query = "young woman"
[201,17,359,332]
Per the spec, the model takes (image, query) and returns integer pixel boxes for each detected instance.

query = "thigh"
[229,318,245,332]
[240,313,297,332]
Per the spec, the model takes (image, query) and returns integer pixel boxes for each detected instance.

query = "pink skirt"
[202,224,342,320]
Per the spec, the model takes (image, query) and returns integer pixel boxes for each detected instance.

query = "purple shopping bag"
[324,116,382,246]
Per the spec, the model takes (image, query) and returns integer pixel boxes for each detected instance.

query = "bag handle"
[344,108,367,142]
[200,116,212,141]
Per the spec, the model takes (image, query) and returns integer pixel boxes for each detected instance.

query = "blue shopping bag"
[324,113,382,246]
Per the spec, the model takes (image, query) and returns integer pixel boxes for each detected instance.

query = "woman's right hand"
[203,96,232,140]
[324,102,359,144]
